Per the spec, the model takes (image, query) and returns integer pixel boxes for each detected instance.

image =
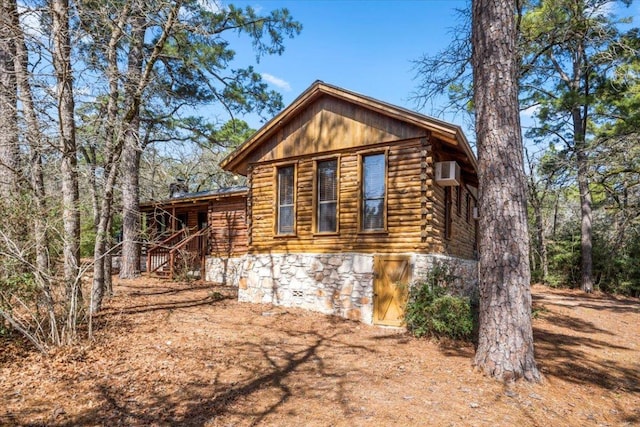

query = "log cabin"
[214,81,479,326]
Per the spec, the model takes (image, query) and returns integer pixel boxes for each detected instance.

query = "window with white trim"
[316,159,338,233]
[277,165,295,234]
[361,153,386,231]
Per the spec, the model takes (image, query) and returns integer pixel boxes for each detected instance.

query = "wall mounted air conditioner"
[435,161,461,186]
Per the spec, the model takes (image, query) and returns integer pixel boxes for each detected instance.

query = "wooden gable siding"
[245,96,427,167]
[248,138,428,254]
[208,195,248,256]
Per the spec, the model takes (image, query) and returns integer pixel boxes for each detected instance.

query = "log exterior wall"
[234,95,477,260]
[208,195,248,257]
[247,137,476,259]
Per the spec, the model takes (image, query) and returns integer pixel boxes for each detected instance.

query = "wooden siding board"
[248,140,433,254]
[243,96,426,166]
[208,195,248,257]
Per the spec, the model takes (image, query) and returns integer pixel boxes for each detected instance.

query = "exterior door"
[373,255,412,326]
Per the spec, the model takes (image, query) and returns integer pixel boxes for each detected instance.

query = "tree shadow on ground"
[98,294,232,317]
[97,283,236,317]
[533,328,639,393]
[433,291,639,398]
[53,328,373,427]
[436,339,475,358]
[530,291,639,396]
[118,280,224,297]
[533,292,640,314]
[40,279,379,426]
[535,310,612,335]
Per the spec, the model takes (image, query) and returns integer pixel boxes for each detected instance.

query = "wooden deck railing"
[146,229,187,276]
[146,226,210,280]
[168,226,210,279]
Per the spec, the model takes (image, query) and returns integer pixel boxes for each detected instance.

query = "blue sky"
[219,0,639,144]
[222,0,470,130]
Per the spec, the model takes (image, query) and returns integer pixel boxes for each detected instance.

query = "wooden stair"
[146,226,210,280]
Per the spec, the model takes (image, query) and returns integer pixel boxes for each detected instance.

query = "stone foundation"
[204,252,478,325]
[237,253,375,323]
[413,254,478,297]
[204,256,245,285]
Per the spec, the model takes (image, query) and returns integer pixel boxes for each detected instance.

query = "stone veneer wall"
[413,254,479,297]
[206,252,478,325]
[205,256,245,285]
[238,253,375,323]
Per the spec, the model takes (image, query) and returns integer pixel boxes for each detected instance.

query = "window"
[277,165,295,234]
[444,187,452,239]
[177,213,188,230]
[456,186,462,216]
[316,159,338,233]
[465,193,471,223]
[198,211,208,230]
[361,153,386,231]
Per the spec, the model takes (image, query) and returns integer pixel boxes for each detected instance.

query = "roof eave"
[139,188,248,209]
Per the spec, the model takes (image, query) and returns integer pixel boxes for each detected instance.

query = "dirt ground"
[1,278,638,427]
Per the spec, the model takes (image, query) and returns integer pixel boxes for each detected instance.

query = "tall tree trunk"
[93,0,181,303]
[0,0,20,198]
[104,212,113,295]
[533,200,548,283]
[1,0,21,336]
[91,163,118,314]
[540,215,549,282]
[552,195,559,238]
[573,109,593,292]
[89,1,130,313]
[90,15,127,314]
[119,128,142,278]
[119,12,146,279]
[471,0,540,382]
[80,145,100,229]
[51,0,80,304]
[9,0,59,344]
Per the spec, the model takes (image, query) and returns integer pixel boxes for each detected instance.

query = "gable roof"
[221,81,478,176]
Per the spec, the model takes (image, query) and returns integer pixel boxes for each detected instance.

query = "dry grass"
[1,279,638,426]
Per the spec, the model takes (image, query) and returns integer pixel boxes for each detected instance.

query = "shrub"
[0,272,39,336]
[404,264,476,341]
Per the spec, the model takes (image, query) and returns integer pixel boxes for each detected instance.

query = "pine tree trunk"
[104,213,113,296]
[10,0,59,344]
[51,0,80,302]
[119,131,142,278]
[119,13,146,279]
[91,164,118,314]
[89,1,130,313]
[573,108,593,292]
[471,0,540,382]
[0,2,20,198]
[533,201,548,283]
